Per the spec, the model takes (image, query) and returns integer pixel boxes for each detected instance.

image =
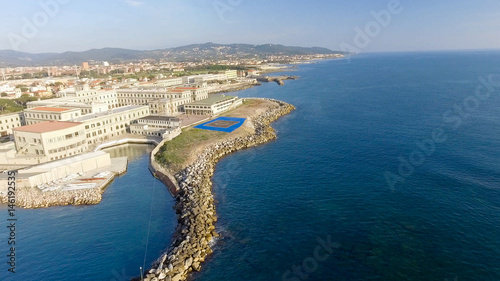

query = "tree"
[1,92,7,97]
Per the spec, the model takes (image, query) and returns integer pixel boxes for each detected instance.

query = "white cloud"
[125,0,144,7]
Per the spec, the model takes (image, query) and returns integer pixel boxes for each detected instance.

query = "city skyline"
[1,0,500,54]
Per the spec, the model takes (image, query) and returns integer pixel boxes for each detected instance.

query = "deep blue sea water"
[193,51,500,281]
[2,51,500,281]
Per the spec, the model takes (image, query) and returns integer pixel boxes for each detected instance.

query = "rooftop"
[71,105,148,122]
[138,115,180,122]
[186,95,237,106]
[13,121,83,134]
[29,107,72,112]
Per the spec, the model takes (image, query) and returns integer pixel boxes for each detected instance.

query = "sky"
[1,0,500,53]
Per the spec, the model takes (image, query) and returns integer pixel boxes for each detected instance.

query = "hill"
[0,43,349,66]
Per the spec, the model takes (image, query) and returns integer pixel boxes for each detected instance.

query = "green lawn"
[155,128,226,172]
[0,99,23,114]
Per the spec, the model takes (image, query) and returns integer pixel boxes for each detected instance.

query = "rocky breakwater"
[141,99,294,281]
[1,187,103,209]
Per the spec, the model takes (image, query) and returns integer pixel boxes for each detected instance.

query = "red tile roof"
[31,107,71,112]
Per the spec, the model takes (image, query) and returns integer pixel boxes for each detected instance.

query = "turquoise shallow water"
[2,52,500,281]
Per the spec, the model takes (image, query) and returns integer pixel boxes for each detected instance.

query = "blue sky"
[1,0,500,53]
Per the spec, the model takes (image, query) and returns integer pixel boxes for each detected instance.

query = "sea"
[2,51,500,281]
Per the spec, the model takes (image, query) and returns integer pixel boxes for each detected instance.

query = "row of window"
[83,110,147,130]
[87,129,127,144]
[47,140,86,154]
[131,130,163,137]
[0,117,20,124]
[25,113,63,119]
[46,130,84,143]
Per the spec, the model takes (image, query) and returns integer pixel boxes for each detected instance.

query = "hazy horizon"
[2,43,500,55]
[1,0,500,54]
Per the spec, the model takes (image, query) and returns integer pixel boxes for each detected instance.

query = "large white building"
[184,95,242,115]
[130,115,181,139]
[117,88,192,115]
[174,86,209,101]
[24,107,82,125]
[70,105,150,145]
[181,72,237,84]
[143,78,183,88]
[27,99,109,115]
[13,121,88,162]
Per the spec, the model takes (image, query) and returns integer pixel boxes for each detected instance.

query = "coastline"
[143,98,294,281]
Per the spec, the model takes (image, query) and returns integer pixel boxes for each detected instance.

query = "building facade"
[116,88,192,115]
[71,105,150,145]
[144,78,183,88]
[184,95,242,115]
[13,121,88,162]
[24,107,82,125]
[130,115,181,139]
[0,112,24,137]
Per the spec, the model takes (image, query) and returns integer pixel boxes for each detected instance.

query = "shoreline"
[142,98,295,281]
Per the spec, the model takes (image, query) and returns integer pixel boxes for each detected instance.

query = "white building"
[144,78,183,88]
[71,105,150,145]
[224,70,238,80]
[24,107,82,125]
[13,121,88,162]
[130,115,181,139]
[0,113,24,137]
[174,86,209,101]
[184,95,242,115]
[27,99,109,115]
[116,88,192,115]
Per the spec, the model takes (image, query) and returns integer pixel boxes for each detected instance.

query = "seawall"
[142,98,295,281]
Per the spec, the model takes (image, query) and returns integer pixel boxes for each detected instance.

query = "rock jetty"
[141,98,294,281]
[0,187,103,209]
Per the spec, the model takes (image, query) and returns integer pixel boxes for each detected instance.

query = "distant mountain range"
[0,43,349,67]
